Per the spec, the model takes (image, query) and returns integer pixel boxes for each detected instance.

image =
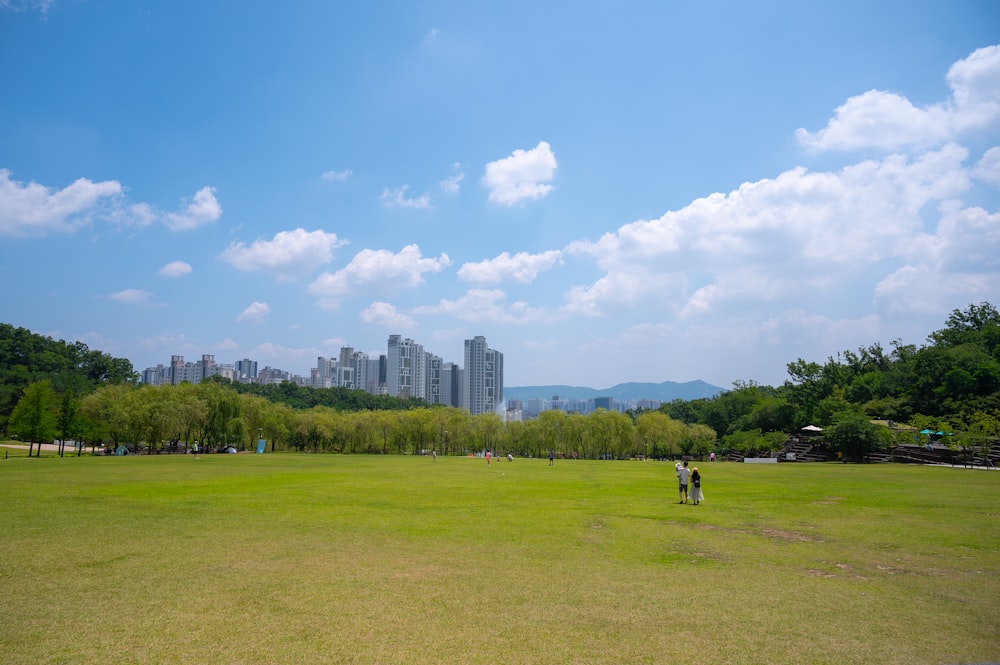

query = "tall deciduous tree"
[825,412,887,463]
[9,381,59,457]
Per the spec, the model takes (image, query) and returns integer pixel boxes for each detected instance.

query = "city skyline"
[143,332,505,415]
[2,2,998,390]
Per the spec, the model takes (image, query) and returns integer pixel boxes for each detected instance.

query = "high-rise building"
[170,355,185,384]
[331,347,369,392]
[315,356,337,388]
[594,396,613,411]
[387,335,425,399]
[424,353,442,404]
[441,362,462,408]
[235,358,258,381]
[257,366,290,384]
[143,364,168,386]
[463,336,503,416]
[337,347,355,390]
[200,354,217,379]
[366,356,385,394]
[169,354,216,384]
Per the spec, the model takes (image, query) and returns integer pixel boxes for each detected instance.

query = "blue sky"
[2,1,998,389]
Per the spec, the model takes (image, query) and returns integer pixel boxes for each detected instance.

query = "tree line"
[7,378,717,459]
[2,303,998,461]
[658,302,1000,461]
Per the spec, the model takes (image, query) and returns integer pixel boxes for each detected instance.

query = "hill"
[504,379,725,404]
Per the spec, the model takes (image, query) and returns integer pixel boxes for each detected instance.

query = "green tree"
[825,413,887,463]
[9,381,59,457]
[57,387,82,457]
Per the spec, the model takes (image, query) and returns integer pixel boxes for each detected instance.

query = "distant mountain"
[504,380,725,404]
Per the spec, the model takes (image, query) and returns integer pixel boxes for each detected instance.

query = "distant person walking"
[677,461,691,504]
[192,441,199,459]
[709,452,716,462]
[689,467,704,505]
[486,450,491,466]
[549,449,555,466]
[432,450,437,462]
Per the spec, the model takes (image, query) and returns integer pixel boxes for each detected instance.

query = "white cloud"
[220,228,345,281]
[159,260,192,278]
[413,288,549,324]
[946,44,1000,125]
[308,244,451,308]
[458,250,563,284]
[0,169,123,236]
[874,200,1000,312]
[565,144,974,317]
[162,186,222,230]
[380,185,431,208]
[109,289,151,304]
[321,169,353,182]
[0,1,56,14]
[482,141,557,205]
[972,146,1000,187]
[360,302,416,329]
[797,44,1000,152]
[236,301,270,324]
[440,172,464,194]
[561,267,664,317]
[926,202,1000,273]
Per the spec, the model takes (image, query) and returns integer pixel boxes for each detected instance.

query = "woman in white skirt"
[689,467,704,504]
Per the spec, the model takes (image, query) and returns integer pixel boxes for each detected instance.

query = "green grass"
[1,452,998,664]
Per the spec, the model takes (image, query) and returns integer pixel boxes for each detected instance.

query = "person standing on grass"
[193,441,199,459]
[677,460,691,504]
[549,449,555,466]
[432,450,437,462]
[689,467,703,505]
[486,449,491,466]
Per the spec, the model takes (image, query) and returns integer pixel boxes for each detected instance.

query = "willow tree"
[79,383,137,450]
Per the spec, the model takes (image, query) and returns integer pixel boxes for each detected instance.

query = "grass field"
[1,449,998,664]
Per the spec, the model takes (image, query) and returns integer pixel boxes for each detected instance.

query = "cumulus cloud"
[360,302,416,329]
[972,146,1000,186]
[413,288,548,324]
[162,186,222,230]
[914,202,1000,275]
[236,301,270,324]
[458,250,564,284]
[482,141,557,205]
[0,169,123,236]
[220,228,345,281]
[308,244,451,308]
[159,260,192,278]
[564,143,977,318]
[561,267,670,317]
[109,289,151,303]
[797,44,1000,152]
[380,185,431,208]
[321,169,353,182]
[0,174,221,235]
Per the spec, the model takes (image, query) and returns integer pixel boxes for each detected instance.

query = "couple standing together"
[675,460,703,504]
